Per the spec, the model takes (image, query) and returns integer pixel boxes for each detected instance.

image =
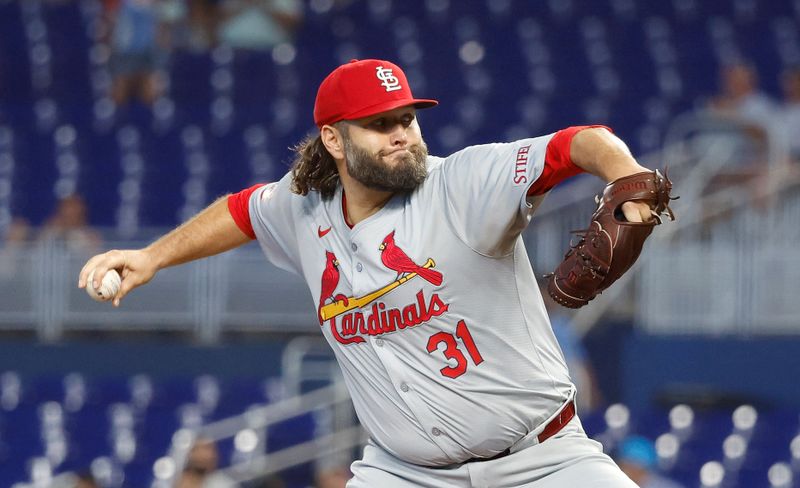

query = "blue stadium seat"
[215,376,269,419]
[41,1,92,106]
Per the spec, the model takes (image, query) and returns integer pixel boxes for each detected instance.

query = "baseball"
[86,269,121,302]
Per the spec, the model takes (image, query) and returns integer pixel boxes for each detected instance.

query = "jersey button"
[351,242,358,252]
[356,263,363,272]
[375,338,384,347]
[431,427,442,437]
[400,383,409,392]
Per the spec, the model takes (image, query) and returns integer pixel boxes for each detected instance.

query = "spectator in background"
[779,66,800,162]
[314,465,350,488]
[706,61,778,163]
[616,436,685,488]
[73,470,100,488]
[0,217,31,278]
[105,0,174,106]
[700,62,782,206]
[708,62,777,133]
[161,0,218,53]
[38,194,102,254]
[254,475,286,488]
[217,0,303,51]
[176,437,238,488]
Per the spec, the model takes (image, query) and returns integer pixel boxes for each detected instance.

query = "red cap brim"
[319,98,438,127]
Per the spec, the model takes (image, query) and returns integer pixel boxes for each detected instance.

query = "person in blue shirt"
[616,436,685,488]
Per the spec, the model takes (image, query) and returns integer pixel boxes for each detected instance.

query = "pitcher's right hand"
[78,249,158,307]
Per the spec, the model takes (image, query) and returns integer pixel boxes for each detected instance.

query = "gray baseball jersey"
[245,134,574,467]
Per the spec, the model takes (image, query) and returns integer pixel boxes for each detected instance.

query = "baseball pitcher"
[79,59,674,487]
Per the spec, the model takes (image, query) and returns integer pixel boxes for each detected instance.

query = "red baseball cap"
[313,59,438,127]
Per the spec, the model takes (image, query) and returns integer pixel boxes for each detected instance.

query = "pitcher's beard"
[344,139,429,193]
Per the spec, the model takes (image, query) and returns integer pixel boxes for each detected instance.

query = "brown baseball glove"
[547,169,676,308]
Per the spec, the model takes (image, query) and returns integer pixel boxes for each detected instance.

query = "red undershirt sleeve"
[227,183,266,240]
[527,125,612,197]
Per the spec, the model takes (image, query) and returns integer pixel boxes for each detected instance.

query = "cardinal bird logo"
[316,234,446,344]
[379,231,443,286]
[318,251,349,324]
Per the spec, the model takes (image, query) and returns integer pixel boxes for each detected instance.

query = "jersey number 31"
[426,320,484,379]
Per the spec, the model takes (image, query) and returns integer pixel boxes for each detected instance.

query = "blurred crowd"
[101,0,304,106]
[707,61,800,161]
[3,59,797,248]
[702,61,800,202]
[0,193,101,279]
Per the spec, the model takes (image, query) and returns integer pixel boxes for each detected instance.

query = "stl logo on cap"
[375,66,402,92]
[313,59,438,127]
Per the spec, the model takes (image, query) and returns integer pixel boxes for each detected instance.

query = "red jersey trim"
[527,125,612,197]
[342,191,354,229]
[227,183,266,240]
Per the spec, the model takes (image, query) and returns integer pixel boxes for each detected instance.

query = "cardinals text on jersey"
[317,230,449,345]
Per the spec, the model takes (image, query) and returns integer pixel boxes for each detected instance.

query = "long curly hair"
[290,123,347,200]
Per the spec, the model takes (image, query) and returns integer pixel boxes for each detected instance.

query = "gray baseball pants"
[347,417,638,488]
